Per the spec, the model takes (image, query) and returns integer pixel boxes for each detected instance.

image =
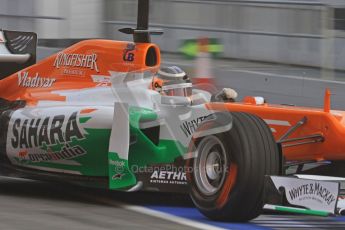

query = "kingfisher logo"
[54,52,99,72]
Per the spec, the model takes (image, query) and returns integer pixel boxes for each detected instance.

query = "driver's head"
[152,66,192,96]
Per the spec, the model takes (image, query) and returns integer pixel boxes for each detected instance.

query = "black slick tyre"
[188,112,279,222]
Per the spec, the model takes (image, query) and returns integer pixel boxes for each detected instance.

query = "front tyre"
[188,112,279,222]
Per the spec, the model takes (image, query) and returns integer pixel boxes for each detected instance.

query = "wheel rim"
[194,135,228,196]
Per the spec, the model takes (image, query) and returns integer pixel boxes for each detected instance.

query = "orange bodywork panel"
[207,102,345,162]
[0,40,160,105]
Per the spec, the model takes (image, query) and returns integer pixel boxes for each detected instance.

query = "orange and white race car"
[0,0,345,222]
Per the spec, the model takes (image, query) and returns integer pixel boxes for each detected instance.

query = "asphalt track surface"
[3,49,342,229]
[1,176,345,230]
[0,177,193,230]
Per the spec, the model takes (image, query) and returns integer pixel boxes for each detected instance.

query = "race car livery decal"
[10,111,83,149]
[108,152,136,189]
[288,182,337,205]
[134,163,189,193]
[7,109,87,165]
[123,43,136,62]
[54,52,100,73]
[180,114,212,138]
[269,176,339,213]
[17,72,56,88]
[150,170,187,185]
[5,107,113,176]
[16,144,86,163]
[61,68,85,76]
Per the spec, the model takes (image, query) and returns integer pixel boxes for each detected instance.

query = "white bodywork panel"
[270,176,339,214]
[109,103,129,160]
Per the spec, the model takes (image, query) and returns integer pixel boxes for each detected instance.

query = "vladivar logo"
[17,72,56,88]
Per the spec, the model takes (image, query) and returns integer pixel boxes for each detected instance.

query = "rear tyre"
[188,112,279,222]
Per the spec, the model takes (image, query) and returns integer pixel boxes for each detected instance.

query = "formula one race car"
[1,0,345,222]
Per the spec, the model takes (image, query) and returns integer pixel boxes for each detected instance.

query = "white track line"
[78,194,226,230]
[124,204,226,230]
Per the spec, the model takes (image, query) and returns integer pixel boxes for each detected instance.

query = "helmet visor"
[162,83,192,97]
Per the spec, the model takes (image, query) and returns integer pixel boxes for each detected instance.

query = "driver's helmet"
[152,66,192,97]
